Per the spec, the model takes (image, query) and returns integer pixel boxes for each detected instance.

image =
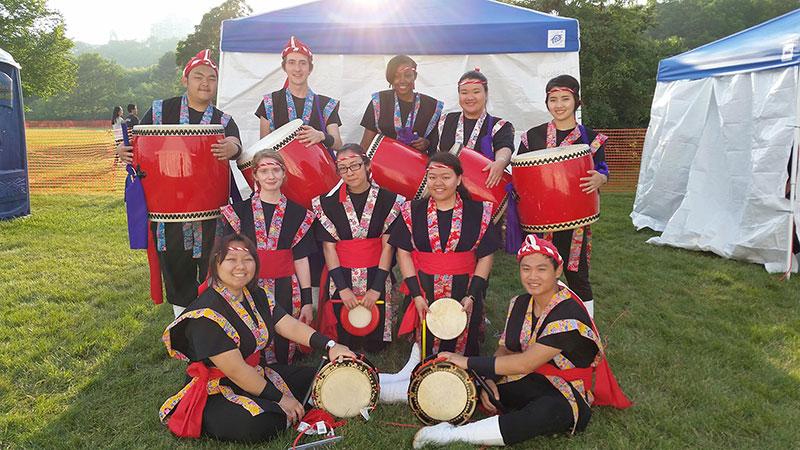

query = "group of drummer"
[117,36,630,447]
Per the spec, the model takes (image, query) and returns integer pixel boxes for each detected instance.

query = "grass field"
[0,193,798,449]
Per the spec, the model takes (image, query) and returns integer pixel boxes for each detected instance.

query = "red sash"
[168,352,261,438]
[258,249,295,280]
[336,238,382,268]
[534,364,592,386]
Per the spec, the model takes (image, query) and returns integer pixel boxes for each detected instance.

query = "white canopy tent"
[631,9,800,274]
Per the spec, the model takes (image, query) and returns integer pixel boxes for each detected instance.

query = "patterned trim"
[520,214,600,233]
[510,146,591,168]
[263,94,275,131]
[312,196,340,240]
[152,99,163,125]
[219,205,242,234]
[540,319,597,342]
[437,113,449,141]
[132,125,225,136]
[400,201,416,251]
[491,119,509,138]
[148,209,222,222]
[370,93,381,130]
[322,98,339,124]
[221,113,231,128]
[590,134,608,154]
[383,193,406,233]
[292,210,315,247]
[520,131,529,151]
[425,100,445,137]
[472,201,493,251]
[162,308,240,362]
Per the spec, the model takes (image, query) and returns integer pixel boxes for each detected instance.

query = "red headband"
[517,234,563,265]
[336,154,361,163]
[227,246,250,253]
[427,162,454,171]
[183,49,217,78]
[282,35,313,61]
[546,87,576,96]
[256,160,284,170]
[459,67,486,87]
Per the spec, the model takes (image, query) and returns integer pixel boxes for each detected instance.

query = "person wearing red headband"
[437,69,515,188]
[218,150,316,365]
[359,55,444,154]
[516,74,609,318]
[160,233,355,442]
[413,233,631,448]
[116,49,243,318]
[311,144,405,352]
[255,36,342,151]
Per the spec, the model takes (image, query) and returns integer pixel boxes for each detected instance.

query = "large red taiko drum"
[449,143,511,223]
[365,134,429,201]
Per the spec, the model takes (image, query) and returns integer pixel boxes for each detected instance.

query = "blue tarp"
[220,0,579,55]
[657,8,800,82]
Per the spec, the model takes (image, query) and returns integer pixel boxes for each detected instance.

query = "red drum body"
[449,144,511,223]
[238,119,338,209]
[366,134,428,200]
[132,125,229,222]
[511,144,600,233]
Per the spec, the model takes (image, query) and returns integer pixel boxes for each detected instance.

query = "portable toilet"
[0,48,30,220]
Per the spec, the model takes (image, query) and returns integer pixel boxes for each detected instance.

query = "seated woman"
[159,233,354,442]
[412,234,631,448]
[219,150,316,365]
[313,144,404,352]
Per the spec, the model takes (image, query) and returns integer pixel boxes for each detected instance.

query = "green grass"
[0,193,798,449]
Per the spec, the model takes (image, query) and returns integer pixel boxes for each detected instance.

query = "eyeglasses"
[336,163,364,174]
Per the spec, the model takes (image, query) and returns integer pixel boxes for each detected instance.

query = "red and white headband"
[546,87,576,96]
[281,35,313,61]
[183,49,217,78]
[517,234,563,266]
[458,67,486,86]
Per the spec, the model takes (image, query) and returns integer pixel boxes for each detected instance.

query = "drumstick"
[301,356,329,408]
[421,319,427,361]
[287,435,343,450]
[468,368,505,414]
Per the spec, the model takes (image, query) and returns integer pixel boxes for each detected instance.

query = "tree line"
[2,0,796,127]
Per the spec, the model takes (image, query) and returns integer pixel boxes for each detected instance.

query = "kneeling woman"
[313,144,404,352]
[390,152,500,358]
[414,234,631,448]
[160,234,354,442]
[220,150,316,365]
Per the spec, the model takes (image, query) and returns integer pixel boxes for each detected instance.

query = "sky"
[46,0,314,44]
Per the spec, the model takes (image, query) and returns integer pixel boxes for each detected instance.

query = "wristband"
[404,276,422,298]
[300,287,312,306]
[329,267,349,290]
[259,382,283,402]
[468,275,487,299]
[369,268,390,292]
[322,133,335,148]
[309,331,333,351]
[467,356,497,378]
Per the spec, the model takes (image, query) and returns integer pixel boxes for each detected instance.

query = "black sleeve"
[140,109,154,125]
[327,101,342,126]
[292,224,317,259]
[271,303,289,324]
[475,221,501,258]
[255,100,266,119]
[314,219,337,242]
[224,118,241,141]
[185,317,238,361]
[425,124,440,156]
[536,301,598,366]
[492,121,515,152]
[360,102,378,132]
[388,215,413,251]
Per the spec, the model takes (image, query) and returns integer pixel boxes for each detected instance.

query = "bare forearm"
[293,257,311,288]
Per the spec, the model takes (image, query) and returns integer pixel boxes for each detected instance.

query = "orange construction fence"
[24,124,647,195]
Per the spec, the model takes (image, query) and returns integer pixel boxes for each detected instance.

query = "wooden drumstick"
[421,319,427,361]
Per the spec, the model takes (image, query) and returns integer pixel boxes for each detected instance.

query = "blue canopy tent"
[632,9,800,274]
[217,0,581,150]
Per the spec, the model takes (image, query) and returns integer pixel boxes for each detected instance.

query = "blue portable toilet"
[0,48,30,220]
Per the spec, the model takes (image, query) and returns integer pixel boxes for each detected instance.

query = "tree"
[175,0,252,68]
[0,0,76,99]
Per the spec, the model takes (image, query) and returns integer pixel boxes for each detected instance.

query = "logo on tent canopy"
[548,30,566,49]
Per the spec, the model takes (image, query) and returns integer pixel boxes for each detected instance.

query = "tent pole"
[786,67,800,280]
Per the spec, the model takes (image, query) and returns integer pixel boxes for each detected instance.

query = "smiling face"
[182,64,217,105]
[519,253,562,299]
[216,241,257,292]
[426,165,461,203]
[252,158,286,193]
[283,52,312,86]
[392,64,417,97]
[546,90,577,122]
[458,82,487,117]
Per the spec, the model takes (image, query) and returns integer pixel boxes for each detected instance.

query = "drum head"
[408,360,477,425]
[313,358,379,418]
[339,303,380,337]
[426,298,467,340]
[238,119,304,166]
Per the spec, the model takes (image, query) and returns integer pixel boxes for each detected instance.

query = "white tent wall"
[217,51,580,150]
[632,66,798,273]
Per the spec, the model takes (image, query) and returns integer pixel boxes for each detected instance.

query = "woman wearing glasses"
[312,144,404,352]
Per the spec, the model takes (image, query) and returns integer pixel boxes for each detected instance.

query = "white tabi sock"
[413,415,505,448]
[583,300,594,318]
[172,305,186,318]
[378,342,420,384]
[378,379,409,404]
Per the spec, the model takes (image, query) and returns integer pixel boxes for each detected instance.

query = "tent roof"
[657,8,800,82]
[0,48,20,69]
[220,0,579,55]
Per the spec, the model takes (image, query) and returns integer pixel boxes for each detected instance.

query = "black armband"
[322,133,335,148]
[329,267,349,290]
[259,381,283,402]
[404,276,422,298]
[300,287,312,306]
[468,275,488,300]
[369,268,390,292]
[309,331,333,352]
[468,356,497,378]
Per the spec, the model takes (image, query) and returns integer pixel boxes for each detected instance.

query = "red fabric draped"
[258,249,294,280]
[336,238,382,268]
[168,352,261,438]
